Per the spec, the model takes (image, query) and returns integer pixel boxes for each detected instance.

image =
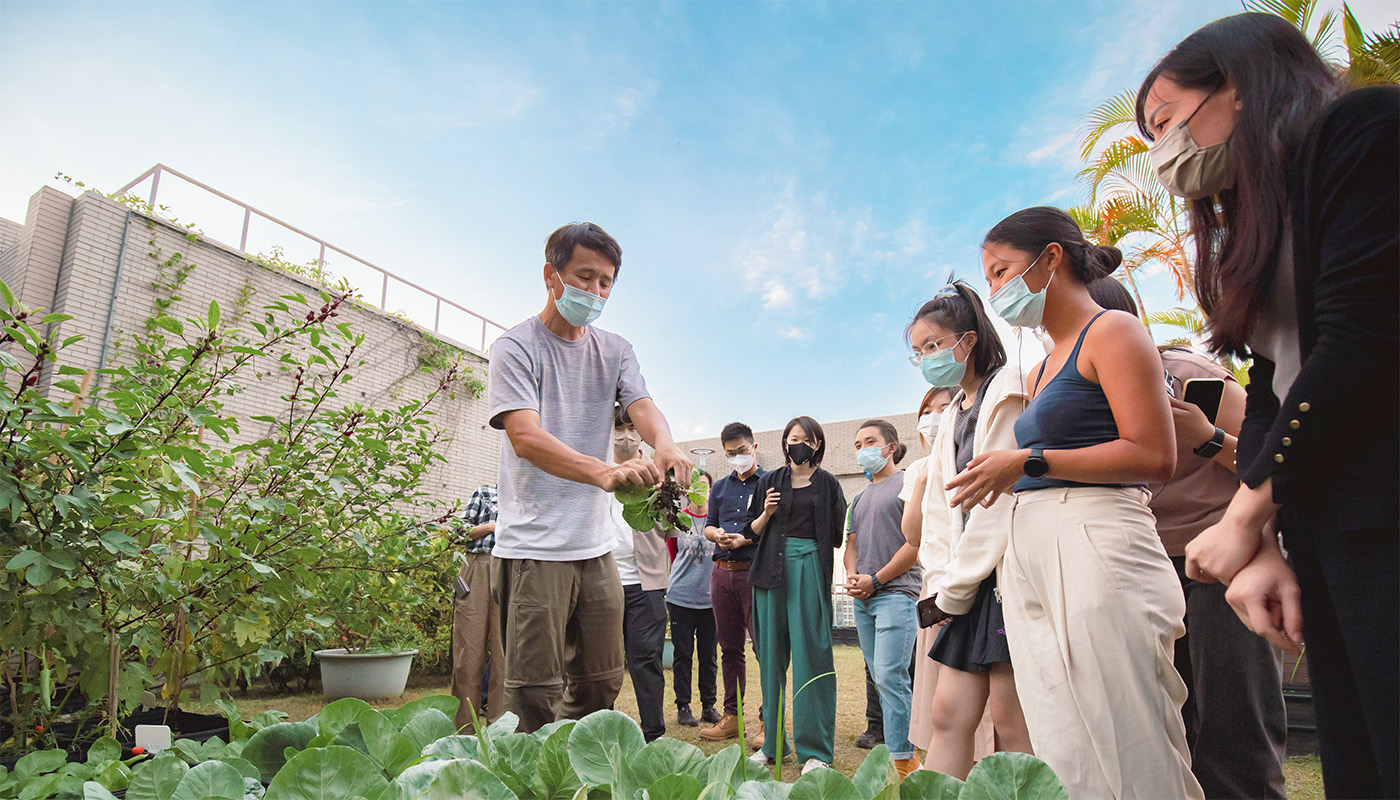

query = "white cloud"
[1024,130,1078,165]
[777,326,808,340]
[595,80,659,135]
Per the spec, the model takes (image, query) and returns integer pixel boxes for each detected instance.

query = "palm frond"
[1079,90,1139,160]
[1146,306,1206,335]
[1244,0,1308,27]
[1077,137,1149,203]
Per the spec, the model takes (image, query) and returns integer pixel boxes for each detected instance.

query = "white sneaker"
[748,750,773,767]
[801,758,832,775]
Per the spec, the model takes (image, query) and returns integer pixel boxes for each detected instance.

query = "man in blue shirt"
[698,422,767,746]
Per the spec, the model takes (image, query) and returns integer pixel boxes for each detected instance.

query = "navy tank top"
[1013,311,1139,492]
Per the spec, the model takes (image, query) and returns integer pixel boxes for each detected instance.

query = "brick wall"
[0,187,501,511]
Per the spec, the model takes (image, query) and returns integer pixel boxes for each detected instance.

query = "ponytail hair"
[983,206,1122,284]
[905,278,1007,377]
[858,419,907,465]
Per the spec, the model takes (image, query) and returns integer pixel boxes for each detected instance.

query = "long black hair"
[1135,12,1339,357]
[983,206,1123,285]
[905,279,1007,378]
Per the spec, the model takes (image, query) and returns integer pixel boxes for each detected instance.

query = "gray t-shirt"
[487,316,651,561]
[848,471,922,599]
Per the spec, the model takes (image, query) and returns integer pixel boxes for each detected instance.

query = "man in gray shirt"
[488,222,691,732]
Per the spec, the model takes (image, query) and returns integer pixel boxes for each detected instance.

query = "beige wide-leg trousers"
[1002,486,1202,800]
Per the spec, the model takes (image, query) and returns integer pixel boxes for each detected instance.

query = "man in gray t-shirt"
[487,222,691,733]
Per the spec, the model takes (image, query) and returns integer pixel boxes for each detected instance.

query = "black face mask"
[786,441,816,466]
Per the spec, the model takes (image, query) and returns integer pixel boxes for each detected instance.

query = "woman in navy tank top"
[944,206,1203,800]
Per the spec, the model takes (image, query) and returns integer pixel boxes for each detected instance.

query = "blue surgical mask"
[918,340,969,388]
[989,248,1051,329]
[552,273,607,327]
[856,446,888,479]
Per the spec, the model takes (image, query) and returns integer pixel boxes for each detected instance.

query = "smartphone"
[454,576,470,599]
[1183,378,1226,425]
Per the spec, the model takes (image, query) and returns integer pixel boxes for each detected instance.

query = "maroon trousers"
[710,563,757,715]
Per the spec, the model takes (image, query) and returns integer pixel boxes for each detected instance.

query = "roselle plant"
[0,275,469,755]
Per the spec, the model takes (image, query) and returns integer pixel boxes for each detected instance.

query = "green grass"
[199,643,1324,792]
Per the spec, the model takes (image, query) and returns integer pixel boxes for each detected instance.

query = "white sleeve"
[935,393,1022,615]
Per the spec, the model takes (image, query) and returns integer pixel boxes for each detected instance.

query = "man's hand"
[945,449,1027,510]
[719,532,751,550]
[599,456,663,492]
[845,574,874,599]
[468,522,496,541]
[1224,545,1303,653]
[652,442,693,488]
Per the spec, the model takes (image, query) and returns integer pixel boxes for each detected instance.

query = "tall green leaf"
[788,769,863,800]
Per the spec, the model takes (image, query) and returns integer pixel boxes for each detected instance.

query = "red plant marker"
[131,746,145,755]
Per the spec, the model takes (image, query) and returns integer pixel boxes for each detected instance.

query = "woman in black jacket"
[1136,13,1397,797]
[743,415,847,775]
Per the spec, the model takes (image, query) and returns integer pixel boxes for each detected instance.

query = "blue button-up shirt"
[706,467,765,563]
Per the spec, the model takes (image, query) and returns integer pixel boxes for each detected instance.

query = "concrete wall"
[0,186,501,510]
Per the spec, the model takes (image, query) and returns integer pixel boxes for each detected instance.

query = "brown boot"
[698,713,740,741]
[894,757,920,781]
[747,719,765,750]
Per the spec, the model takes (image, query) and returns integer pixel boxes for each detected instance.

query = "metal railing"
[117,164,509,355]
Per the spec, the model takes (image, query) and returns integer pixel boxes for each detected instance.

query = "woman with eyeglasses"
[898,282,1033,779]
[947,207,1202,799]
[742,416,847,776]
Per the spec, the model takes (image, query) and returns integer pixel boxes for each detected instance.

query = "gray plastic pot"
[314,648,418,700]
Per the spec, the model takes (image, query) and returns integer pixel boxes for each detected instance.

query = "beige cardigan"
[919,367,1029,615]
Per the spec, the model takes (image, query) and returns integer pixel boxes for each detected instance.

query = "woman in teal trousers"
[743,415,847,775]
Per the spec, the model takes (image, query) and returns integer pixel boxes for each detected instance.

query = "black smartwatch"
[1193,427,1226,459]
[870,576,886,595]
[1023,447,1049,478]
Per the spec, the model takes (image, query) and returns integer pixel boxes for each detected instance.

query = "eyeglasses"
[907,332,967,366]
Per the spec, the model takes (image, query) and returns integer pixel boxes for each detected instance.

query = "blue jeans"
[854,591,917,759]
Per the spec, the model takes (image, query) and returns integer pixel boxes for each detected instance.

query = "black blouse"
[1237,86,1398,533]
[741,465,848,591]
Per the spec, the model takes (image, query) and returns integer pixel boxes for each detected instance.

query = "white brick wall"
[2,189,501,511]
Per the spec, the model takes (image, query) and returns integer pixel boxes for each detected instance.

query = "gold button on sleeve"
[1299,402,1311,412]
[1282,437,1292,446]
[1275,454,1286,463]
[1290,420,1300,429]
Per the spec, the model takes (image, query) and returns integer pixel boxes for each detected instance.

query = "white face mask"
[614,429,641,460]
[727,453,755,474]
[917,413,939,441]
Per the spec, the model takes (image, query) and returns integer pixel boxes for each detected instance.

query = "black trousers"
[1172,557,1287,799]
[623,584,668,742]
[1282,515,1398,799]
[667,602,717,710]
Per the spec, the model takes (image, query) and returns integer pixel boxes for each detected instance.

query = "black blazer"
[741,465,848,591]
[1237,86,1398,533]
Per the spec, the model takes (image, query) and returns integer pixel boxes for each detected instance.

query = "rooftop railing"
[118,164,508,355]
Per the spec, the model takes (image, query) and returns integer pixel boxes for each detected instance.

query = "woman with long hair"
[900,282,1033,779]
[743,416,847,775]
[1136,13,1397,796]
[947,206,1201,798]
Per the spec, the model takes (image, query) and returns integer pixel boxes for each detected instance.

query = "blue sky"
[2,1,1393,439]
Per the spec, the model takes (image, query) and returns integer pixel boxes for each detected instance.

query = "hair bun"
[1090,245,1123,278]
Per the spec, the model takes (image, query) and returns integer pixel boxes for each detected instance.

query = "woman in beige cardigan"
[898,282,1033,778]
